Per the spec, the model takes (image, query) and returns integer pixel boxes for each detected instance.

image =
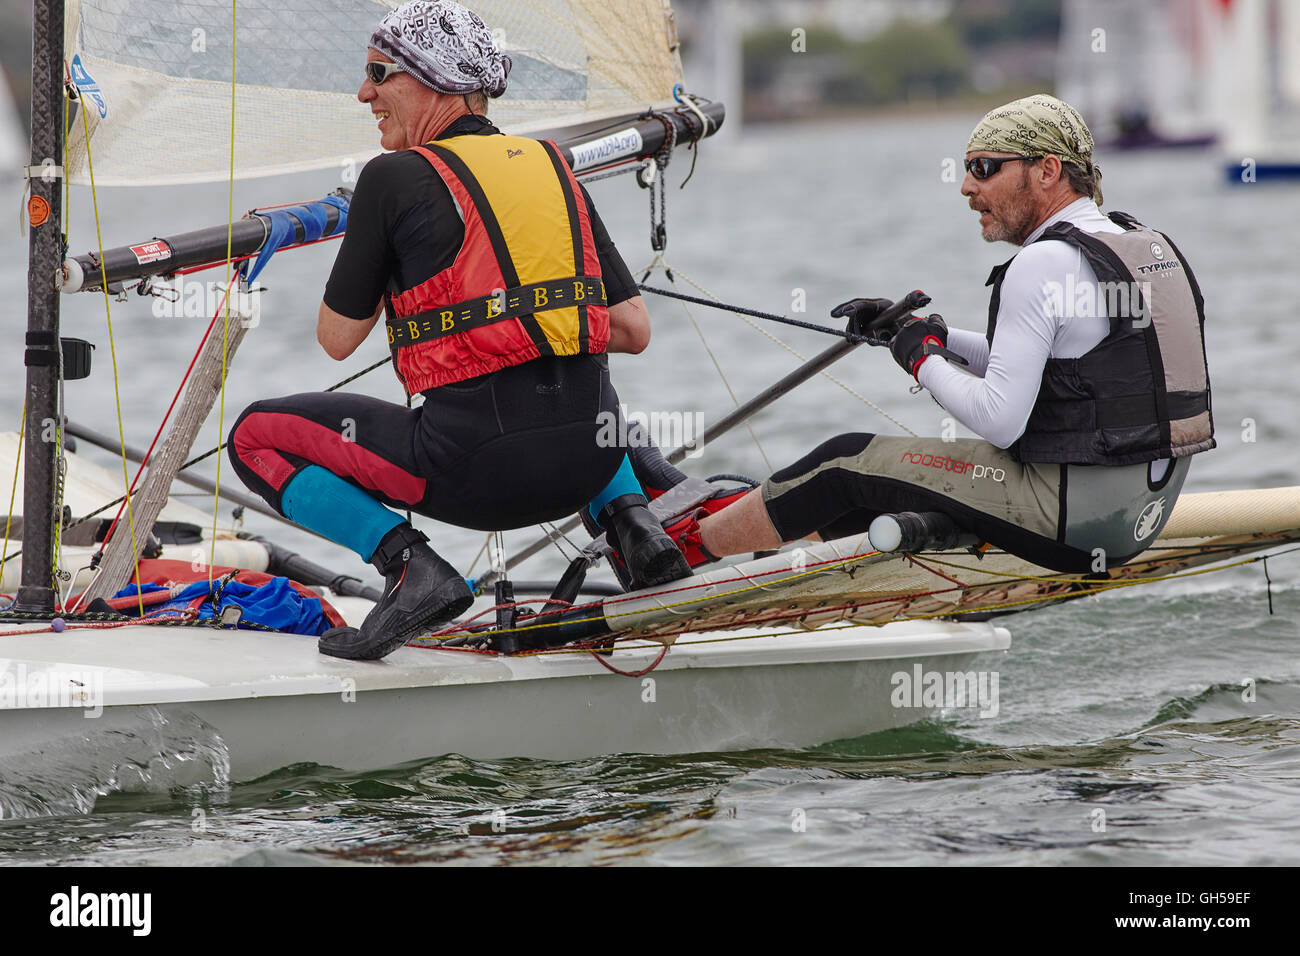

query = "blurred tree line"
[744,0,1061,119]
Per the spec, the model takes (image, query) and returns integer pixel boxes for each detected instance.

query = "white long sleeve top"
[917,198,1123,449]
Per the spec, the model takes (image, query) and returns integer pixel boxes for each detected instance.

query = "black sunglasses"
[364,60,406,84]
[964,155,1040,180]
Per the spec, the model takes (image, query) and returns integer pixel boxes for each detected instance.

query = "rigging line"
[171,353,388,469]
[446,533,1300,644]
[465,532,493,577]
[78,91,143,616]
[97,276,237,551]
[97,354,393,534]
[556,106,675,149]
[445,554,857,642]
[0,350,394,572]
[671,97,704,189]
[576,159,647,185]
[52,95,71,584]
[210,0,238,586]
[1264,556,1274,614]
[52,336,66,582]
[639,284,867,341]
[169,231,343,278]
[0,402,25,598]
[539,519,584,561]
[648,266,918,437]
[589,643,668,677]
[641,256,773,471]
[892,552,1297,622]
[512,539,1286,647]
[323,356,391,392]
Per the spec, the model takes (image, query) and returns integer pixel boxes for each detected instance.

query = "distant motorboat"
[1100,108,1217,152]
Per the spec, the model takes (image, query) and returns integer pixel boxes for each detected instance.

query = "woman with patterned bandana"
[228,1,688,660]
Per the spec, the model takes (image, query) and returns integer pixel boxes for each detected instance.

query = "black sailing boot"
[600,494,692,591]
[318,524,473,661]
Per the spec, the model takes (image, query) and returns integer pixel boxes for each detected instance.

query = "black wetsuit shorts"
[228,354,626,532]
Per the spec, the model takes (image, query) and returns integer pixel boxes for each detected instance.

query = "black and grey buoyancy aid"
[985,210,1215,465]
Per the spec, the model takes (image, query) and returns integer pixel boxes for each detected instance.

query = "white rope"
[675,92,713,138]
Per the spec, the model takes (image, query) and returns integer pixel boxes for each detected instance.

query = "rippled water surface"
[1,113,1298,864]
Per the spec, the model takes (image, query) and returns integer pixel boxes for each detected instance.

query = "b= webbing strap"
[415,142,554,358]
[386,276,607,347]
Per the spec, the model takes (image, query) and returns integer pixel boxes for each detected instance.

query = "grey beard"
[983,183,1039,245]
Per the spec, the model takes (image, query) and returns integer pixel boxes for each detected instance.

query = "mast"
[14,0,65,614]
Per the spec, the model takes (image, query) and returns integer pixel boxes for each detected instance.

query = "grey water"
[1,113,1298,865]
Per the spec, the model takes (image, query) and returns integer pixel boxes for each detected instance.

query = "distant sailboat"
[1057,0,1219,150]
[1213,0,1300,181]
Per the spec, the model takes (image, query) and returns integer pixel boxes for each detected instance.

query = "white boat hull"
[0,620,1009,782]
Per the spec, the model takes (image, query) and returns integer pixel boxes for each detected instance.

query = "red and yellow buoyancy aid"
[385,133,610,394]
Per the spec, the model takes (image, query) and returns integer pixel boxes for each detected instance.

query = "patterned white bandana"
[370,1,511,98]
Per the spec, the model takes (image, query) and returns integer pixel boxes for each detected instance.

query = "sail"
[1212,0,1300,160]
[63,0,684,187]
[1056,0,1218,141]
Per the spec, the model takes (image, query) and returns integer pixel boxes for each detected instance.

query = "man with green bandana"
[674,94,1214,573]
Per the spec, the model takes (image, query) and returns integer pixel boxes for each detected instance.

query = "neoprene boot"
[600,493,691,591]
[318,524,473,661]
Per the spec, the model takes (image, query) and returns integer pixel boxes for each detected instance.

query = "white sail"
[1213,0,1300,163]
[1056,0,1218,141]
[63,0,684,187]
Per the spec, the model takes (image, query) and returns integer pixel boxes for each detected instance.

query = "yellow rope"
[78,87,143,614]
[1,402,26,593]
[51,83,74,585]
[209,0,237,584]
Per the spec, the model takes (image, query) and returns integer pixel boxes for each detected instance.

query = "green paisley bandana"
[967,94,1102,203]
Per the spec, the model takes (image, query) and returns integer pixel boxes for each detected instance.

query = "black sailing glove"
[830,297,901,344]
[889,314,970,380]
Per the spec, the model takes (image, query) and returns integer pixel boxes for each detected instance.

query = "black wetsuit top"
[228,115,634,531]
